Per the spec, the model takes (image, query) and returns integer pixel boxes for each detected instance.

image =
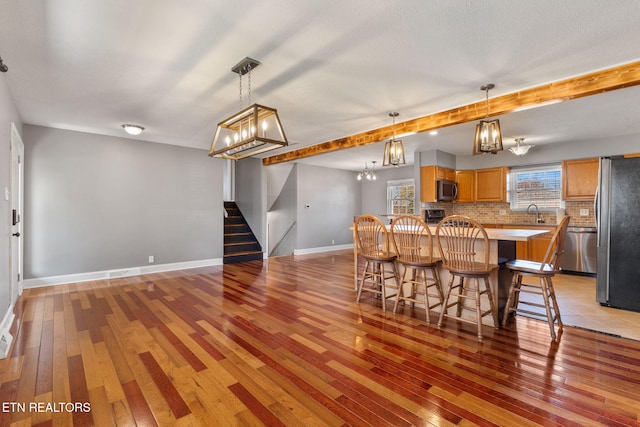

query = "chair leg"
[502,273,518,327]
[393,265,408,314]
[503,273,525,327]
[546,277,563,327]
[420,268,431,324]
[513,274,523,309]
[539,276,556,339]
[356,260,371,303]
[380,262,387,311]
[437,274,456,328]
[455,276,465,317]
[483,276,498,329]
[474,278,483,340]
[431,266,444,305]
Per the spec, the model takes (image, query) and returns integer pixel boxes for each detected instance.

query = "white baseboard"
[293,243,353,256]
[0,308,15,359]
[23,257,224,289]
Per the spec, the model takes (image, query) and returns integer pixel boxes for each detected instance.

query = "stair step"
[225,224,250,233]
[225,216,245,225]
[224,242,262,254]
[224,241,258,246]
[223,251,264,264]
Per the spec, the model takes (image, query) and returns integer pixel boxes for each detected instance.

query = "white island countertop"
[425,226,550,242]
[350,224,550,242]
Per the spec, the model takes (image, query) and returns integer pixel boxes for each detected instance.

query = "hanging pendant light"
[209,57,288,160]
[473,84,503,155]
[509,137,534,156]
[356,161,377,181]
[383,112,406,166]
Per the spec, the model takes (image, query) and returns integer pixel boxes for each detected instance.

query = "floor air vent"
[108,268,141,279]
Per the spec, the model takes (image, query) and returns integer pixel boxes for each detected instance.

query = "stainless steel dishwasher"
[560,226,597,275]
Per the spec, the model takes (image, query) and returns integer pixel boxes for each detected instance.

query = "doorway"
[10,122,24,305]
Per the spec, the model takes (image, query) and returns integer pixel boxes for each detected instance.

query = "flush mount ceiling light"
[509,137,534,156]
[382,112,406,167]
[473,83,503,155]
[121,124,144,135]
[209,57,288,160]
[357,161,377,181]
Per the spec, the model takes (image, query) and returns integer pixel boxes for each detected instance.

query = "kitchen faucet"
[526,203,544,223]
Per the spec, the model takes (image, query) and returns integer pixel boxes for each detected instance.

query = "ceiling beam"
[263,61,640,166]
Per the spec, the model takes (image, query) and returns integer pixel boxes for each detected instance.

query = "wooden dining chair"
[436,215,499,340]
[502,216,571,340]
[354,215,400,311]
[390,216,443,323]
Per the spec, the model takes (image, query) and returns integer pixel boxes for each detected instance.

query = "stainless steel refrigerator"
[596,156,640,312]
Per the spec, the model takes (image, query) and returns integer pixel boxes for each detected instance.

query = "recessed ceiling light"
[429,130,438,136]
[121,124,144,135]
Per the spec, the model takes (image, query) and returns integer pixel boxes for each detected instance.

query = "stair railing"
[269,221,296,257]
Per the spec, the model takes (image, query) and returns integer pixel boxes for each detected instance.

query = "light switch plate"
[580,209,589,216]
[4,187,9,201]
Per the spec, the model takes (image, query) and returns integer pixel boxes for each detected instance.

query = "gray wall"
[0,75,23,319]
[23,125,223,278]
[235,157,266,249]
[296,163,360,249]
[267,164,297,256]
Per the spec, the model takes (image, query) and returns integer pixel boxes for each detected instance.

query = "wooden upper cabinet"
[474,167,508,202]
[455,170,475,203]
[562,158,599,201]
[421,166,455,202]
[436,167,455,181]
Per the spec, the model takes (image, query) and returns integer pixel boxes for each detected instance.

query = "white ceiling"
[1,1,639,170]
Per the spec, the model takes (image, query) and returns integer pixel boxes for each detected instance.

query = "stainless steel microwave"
[437,179,458,201]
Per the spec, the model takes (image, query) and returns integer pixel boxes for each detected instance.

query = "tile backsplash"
[422,200,595,226]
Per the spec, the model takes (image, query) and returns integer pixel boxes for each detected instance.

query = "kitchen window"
[508,164,562,210]
[387,179,415,214]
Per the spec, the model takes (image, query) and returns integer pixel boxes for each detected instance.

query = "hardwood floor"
[551,274,640,342]
[2,249,640,426]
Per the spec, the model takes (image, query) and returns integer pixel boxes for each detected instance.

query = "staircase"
[224,201,263,264]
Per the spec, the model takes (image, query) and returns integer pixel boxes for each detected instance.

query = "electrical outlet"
[499,209,507,216]
[580,209,589,216]
[331,239,335,245]
[148,255,155,264]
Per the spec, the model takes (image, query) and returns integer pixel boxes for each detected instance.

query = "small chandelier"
[509,137,534,156]
[473,83,503,155]
[209,57,288,160]
[357,161,377,181]
[382,112,406,166]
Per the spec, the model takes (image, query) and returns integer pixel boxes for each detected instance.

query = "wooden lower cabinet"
[503,225,555,262]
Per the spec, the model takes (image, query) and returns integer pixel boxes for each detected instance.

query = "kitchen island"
[351,223,550,326]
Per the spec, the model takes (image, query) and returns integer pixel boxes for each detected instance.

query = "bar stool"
[390,215,443,323]
[436,215,499,340]
[354,215,400,311]
[502,216,571,340]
